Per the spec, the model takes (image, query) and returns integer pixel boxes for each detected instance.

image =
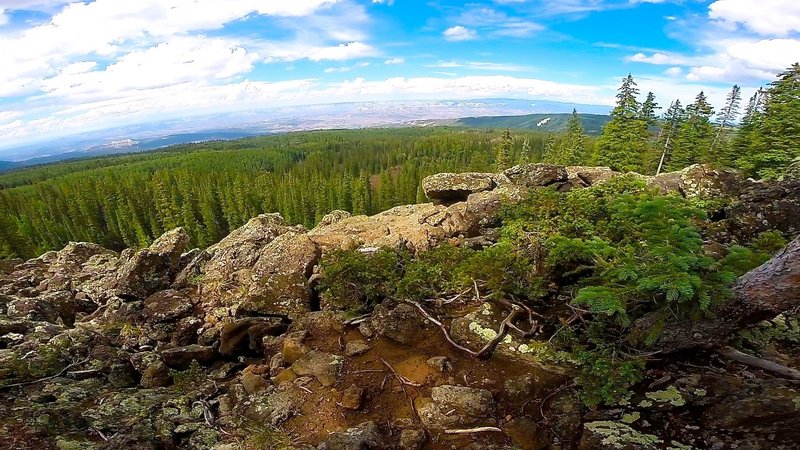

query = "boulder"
[369,301,430,345]
[116,228,190,300]
[567,166,620,186]
[503,163,567,188]
[130,352,171,388]
[417,385,495,429]
[159,344,216,369]
[143,289,193,323]
[322,421,387,450]
[290,350,342,387]
[422,172,495,203]
[399,429,427,450]
[722,180,800,242]
[649,164,751,199]
[238,232,320,319]
[219,317,287,356]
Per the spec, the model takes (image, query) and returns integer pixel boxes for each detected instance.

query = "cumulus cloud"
[709,0,800,36]
[384,57,405,64]
[443,26,477,41]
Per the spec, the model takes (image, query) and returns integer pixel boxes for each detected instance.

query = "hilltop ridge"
[1,164,799,450]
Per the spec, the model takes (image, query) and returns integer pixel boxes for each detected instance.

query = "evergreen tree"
[595,74,649,172]
[668,91,714,171]
[733,88,767,173]
[543,109,588,165]
[711,84,742,165]
[737,64,800,179]
[654,99,684,174]
[495,128,513,171]
[639,92,660,126]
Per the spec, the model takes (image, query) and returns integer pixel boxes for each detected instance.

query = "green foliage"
[576,349,645,407]
[169,360,205,392]
[1,340,71,384]
[542,109,590,166]
[242,422,294,450]
[595,75,651,172]
[495,128,514,171]
[0,128,556,258]
[319,248,405,311]
[667,91,714,171]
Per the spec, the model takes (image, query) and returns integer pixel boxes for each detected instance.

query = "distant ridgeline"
[0,128,556,258]
[453,113,611,135]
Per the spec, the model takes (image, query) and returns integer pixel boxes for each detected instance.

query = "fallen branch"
[380,358,420,420]
[717,346,800,380]
[0,357,90,389]
[444,427,502,434]
[406,300,481,357]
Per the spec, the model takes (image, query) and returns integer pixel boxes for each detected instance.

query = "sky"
[0,0,798,151]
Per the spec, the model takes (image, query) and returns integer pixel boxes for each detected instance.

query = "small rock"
[160,344,216,369]
[345,339,371,357]
[399,429,427,450]
[291,350,342,387]
[241,369,270,395]
[323,421,387,450]
[143,289,192,322]
[417,385,495,429]
[340,384,365,410]
[426,356,452,373]
[282,333,310,364]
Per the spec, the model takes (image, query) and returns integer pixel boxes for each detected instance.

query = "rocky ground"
[1,164,799,450]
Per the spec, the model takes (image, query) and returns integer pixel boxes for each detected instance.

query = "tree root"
[716,346,800,380]
[444,427,502,434]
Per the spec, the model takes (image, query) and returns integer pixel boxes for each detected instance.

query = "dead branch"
[444,427,502,434]
[0,357,90,389]
[717,346,800,380]
[380,358,420,420]
[406,300,481,357]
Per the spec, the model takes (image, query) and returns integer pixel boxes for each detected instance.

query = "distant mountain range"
[0,98,611,172]
[432,113,610,135]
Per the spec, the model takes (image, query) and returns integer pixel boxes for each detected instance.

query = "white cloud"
[664,66,682,77]
[384,57,405,64]
[428,61,532,72]
[709,0,800,36]
[443,26,477,41]
[0,9,8,26]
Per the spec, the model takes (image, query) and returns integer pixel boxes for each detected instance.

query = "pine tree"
[495,128,513,171]
[639,92,660,126]
[738,64,800,179]
[668,91,714,171]
[544,109,588,165]
[595,74,649,172]
[655,100,684,174]
[710,84,742,166]
[733,88,767,173]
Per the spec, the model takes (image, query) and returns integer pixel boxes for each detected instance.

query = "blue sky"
[0,0,798,150]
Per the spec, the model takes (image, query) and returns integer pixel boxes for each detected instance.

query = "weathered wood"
[636,236,800,353]
[717,346,800,380]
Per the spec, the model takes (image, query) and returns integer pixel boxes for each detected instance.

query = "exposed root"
[444,427,502,434]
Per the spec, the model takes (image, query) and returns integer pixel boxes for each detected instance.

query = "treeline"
[526,64,800,180]
[0,128,551,258]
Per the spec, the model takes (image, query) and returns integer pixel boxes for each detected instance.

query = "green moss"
[584,421,662,449]
[169,360,206,393]
[638,400,653,408]
[793,397,800,411]
[645,385,686,407]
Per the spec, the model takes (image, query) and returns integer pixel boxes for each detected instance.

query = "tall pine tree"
[595,74,649,172]
[710,84,742,166]
[667,91,714,171]
[543,109,588,165]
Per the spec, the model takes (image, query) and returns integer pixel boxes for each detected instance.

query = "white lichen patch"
[621,412,640,424]
[468,321,498,340]
[645,386,686,407]
[481,303,493,316]
[638,400,653,408]
[584,421,662,449]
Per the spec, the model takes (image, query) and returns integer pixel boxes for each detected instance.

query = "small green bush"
[169,360,205,392]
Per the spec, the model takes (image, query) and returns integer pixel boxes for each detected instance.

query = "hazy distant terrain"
[0,98,610,171]
[445,113,611,135]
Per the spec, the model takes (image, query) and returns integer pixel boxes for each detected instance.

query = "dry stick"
[380,358,421,421]
[717,346,800,380]
[444,427,503,434]
[0,357,90,389]
[539,381,576,423]
[406,300,480,357]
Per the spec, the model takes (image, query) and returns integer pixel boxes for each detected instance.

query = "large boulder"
[422,172,495,203]
[237,232,320,319]
[722,180,800,242]
[417,385,495,429]
[566,166,620,186]
[649,164,750,199]
[116,228,190,300]
[142,289,193,323]
[503,163,568,188]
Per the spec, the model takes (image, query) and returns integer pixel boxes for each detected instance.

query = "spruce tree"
[738,64,800,179]
[711,84,742,166]
[667,91,714,171]
[495,128,513,171]
[733,88,766,173]
[655,99,684,174]
[640,92,660,126]
[595,74,649,172]
[544,109,588,165]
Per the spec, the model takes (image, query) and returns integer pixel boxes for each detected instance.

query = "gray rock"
[417,385,495,429]
[143,289,192,323]
[503,163,567,188]
[290,350,342,387]
[422,172,495,203]
[322,421,387,450]
[116,228,190,300]
[160,344,216,369]
[399,429,427,450]
[345,339,371,357]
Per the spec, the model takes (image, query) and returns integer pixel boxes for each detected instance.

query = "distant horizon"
[1,0,796,155]
[0,97,613,162]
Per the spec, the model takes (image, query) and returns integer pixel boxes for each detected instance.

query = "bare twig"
[380,358,421,420]
[406,300,480,357]
[444,427,502,434]
[344,314,371,326]
[539,381,576,423]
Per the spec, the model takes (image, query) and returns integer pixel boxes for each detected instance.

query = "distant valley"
[0,98,610,172]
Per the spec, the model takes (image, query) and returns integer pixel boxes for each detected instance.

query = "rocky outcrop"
[422,172,495,203]
[116,228,190,300]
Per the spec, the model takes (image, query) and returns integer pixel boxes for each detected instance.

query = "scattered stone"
[340,384,365,410]
[219,317,287,356]
[322,421,387,450]
[282,333,310,364]
[241,366,270,395]
[143,289,192,322]
[345,339,371,357]
[417,385,495,429]
[370,301,429,344]
[504,417,548,450]
[116,228,190,300]
[426,356,452,373]
[290,350,342,387]
[399,428,427,450]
